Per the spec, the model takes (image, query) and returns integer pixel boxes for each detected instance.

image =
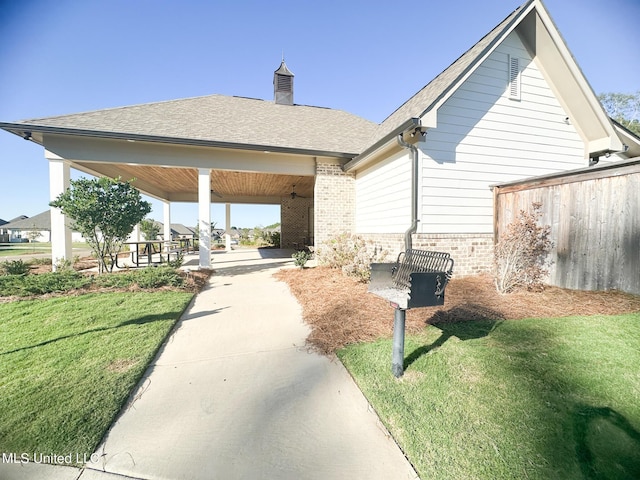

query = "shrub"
[0,271,93,296]
[134,266,184,288]
[0,275,24,296]
[94,265,183,289]
[315,233,388,282]
[29,257,52,266]
[53,257,74,272]
[167,251,184,269]
[292,250,312,268]
[1,260,29,276]
[494,202,553,294]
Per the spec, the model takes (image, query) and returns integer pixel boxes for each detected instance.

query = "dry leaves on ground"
[274,267,640,355]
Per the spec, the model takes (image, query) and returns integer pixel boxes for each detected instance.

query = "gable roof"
[345,0,623,171]
[1,211,51,231]
[3,94,377,157]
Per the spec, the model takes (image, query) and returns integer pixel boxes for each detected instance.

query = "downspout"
[397,132,421,251]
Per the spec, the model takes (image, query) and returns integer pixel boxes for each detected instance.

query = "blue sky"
[1,0,638,228]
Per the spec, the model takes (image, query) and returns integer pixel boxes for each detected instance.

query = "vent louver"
[508,55,521,100]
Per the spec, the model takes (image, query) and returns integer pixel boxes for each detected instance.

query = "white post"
[225,203,232,252]
[131,223,141,242]
[163,200,172,243]
[198,168,211,268]
[48,156,72,270]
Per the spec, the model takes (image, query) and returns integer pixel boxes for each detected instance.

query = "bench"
[369,249,454,309]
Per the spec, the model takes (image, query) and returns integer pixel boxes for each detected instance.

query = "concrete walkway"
[1,249,418,480]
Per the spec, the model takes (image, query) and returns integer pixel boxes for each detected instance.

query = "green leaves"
[598,91,640,136]
[50,177,151,273]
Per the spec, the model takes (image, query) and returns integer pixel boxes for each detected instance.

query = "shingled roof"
[12,94,378,156]
[1,211,51,230]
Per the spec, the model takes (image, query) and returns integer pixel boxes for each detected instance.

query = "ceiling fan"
[290,184,299,199]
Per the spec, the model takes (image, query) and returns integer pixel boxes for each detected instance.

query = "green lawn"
[338,314,640,480]
[0,291,193,461]
[0,248,48,257]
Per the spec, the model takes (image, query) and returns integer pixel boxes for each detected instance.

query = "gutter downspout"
[397,132,421,251]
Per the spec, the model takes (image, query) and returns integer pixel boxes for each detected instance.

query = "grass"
[338,314,640,480]
[0,291,193,462]
[0,248,48,257]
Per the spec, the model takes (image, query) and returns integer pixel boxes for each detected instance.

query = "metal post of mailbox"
[391,307,406,378]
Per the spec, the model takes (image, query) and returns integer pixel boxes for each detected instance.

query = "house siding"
[419,31,586,235]
[352,31,589,275]
[355,149,411,233]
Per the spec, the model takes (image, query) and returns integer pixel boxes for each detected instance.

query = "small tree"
[494,202,552,294]
[26,224,41,249]
[140,218,161,240]
[50,177,151,273]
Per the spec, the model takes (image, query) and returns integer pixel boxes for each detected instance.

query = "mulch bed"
[274,267,640,355]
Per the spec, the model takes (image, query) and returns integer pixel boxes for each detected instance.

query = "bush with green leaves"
[167,251,185,269]
[292,250,312,268]
[1,260,29,276]
[494,202,553,294]
[315,233,388,282]
[0,271,92,296]
[94,265,183,289]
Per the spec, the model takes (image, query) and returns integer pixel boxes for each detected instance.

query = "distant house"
[1,211,85,243]
[168,223,196,240]
[1,0,636,273]
[0,218,8,243]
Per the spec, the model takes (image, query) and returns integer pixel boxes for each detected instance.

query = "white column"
[48,157,72,270]
[198,168,211,268]
[225,203,232,251]
[130,223,141,242]
[163,201,172,243]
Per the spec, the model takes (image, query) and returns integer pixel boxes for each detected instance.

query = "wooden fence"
[493,158,640,295]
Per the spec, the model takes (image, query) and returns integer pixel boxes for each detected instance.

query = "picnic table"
[117,240,189,268]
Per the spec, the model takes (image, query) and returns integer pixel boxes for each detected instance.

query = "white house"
[0,0,635,273]
[0,210,86,243]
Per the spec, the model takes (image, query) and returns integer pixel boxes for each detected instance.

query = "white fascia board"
[527,2,623,154]
[42,134,316,176]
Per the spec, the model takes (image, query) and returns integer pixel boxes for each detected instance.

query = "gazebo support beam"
[198,168,211,268]
[225,203,231,252]
[48,155,72,270]
[163,201,171,243]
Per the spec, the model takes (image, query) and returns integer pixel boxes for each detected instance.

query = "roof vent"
[274,59,294,105]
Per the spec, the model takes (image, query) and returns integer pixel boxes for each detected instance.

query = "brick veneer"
[314,163,355,246]
[312,162,494,276]
[357,233,494,277]
[280,196,313,248]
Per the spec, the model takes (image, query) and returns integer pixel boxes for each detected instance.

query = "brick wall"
[314,163,355,246]
[280,196,313,248]
[358,232,494,277]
